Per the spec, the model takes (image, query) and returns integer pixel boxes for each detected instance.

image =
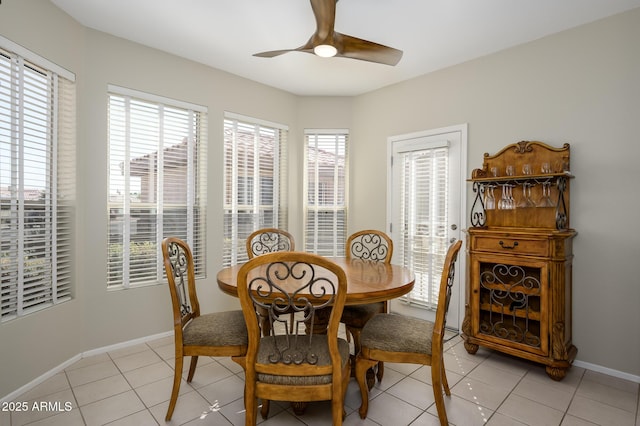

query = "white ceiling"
[51,0,640,96]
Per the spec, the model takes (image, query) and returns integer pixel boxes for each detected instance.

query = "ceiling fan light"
[314,44,337,58]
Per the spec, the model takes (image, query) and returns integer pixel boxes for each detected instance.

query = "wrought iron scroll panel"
[168,242,192,316]
[248,261,335,365]
[442,254,458,328]
[479,263,542,348]
[250,232,292,256]
[470,181,487,228]
[470,176,569,229]
[350,233,390,262]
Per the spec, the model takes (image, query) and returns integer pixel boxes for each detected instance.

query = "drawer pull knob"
[499,240,519,249]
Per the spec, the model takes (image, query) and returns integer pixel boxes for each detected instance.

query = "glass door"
[387,124,466,328]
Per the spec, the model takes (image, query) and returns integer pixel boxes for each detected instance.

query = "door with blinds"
[388,125,466,329]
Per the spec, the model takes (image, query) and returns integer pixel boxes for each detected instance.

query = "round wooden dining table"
[216,257,415,306]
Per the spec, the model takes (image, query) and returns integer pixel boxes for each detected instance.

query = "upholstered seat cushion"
[257,335,350,385]
[360,313,435,355]
[340,302,385,328]
[183,310,248,347]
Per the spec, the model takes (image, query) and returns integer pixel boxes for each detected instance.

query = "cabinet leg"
[463,341,479,354]
[545,366,568,381]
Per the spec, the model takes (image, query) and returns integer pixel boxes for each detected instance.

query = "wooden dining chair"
[234,251,351,426]
[161,237,248,421]
[355,239,463,426]
[246,228,295,258]
[340,229,393,382]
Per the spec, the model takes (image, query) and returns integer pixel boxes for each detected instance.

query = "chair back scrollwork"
[347,230,393,263]
[248,260,336,364]
[246,228,295,258]
[435,240,463,338]
[164,239,197,322]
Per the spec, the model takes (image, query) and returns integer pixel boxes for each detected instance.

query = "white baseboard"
[0,331,173,403]
[80,331,173,358]
[0,354,83,405]
[573,360,640,384]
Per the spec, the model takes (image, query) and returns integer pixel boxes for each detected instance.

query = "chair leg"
[166,356,183,421]
[244,372,258,425]
[347,325,385,383]
[347,326,362,355]
[355,355,378,419]
[246,396,258,426]
[258,306,272,336]
[376,361,385,382]
[431,363,449,426]
[186,355,198,382]
[260,399,270,419]
[349,326,381,391]
[332,393,343,426]
[441,362,451,396]
[341,361,351,420]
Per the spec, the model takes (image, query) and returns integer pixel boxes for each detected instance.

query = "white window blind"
[0,44,76,322]
[223,113,288,266]
[304,130,348,256]
[395,144,449,308]
[107,86,207,288]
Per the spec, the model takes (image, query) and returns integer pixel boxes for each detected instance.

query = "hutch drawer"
[472,235,549,257]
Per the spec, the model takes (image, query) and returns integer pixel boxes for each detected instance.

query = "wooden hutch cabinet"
[461,141,577,380]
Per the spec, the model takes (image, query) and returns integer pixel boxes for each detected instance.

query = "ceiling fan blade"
[335,32,403,66]
[254,43,314,58]
[309,0,336,43]
[253,49,299,58]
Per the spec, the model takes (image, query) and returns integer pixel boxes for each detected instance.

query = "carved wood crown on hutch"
[472,141,570,180]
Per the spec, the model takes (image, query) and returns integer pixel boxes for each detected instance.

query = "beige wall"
[350,8,640,377]
[0,0,638,398]
[0,0,86,399]
[0,0,301,397]
[76,28,299,352]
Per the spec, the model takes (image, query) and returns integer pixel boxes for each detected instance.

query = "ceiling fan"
[253,0,403,66]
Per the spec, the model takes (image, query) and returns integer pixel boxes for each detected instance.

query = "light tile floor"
[3,333,639,425]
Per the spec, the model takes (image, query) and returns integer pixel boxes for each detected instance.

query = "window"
[0,38,76,321]
[304,130,348,256]
[107,86,207,288]
[223,113,288,266]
